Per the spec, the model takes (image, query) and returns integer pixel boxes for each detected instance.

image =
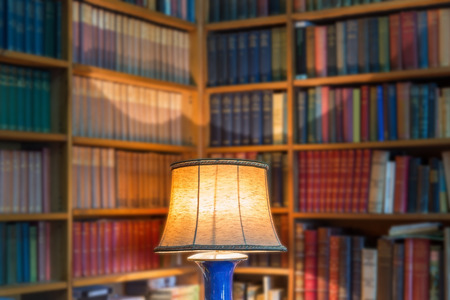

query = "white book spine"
[362,249,378,300]
[368,151,389,213]
[384,161,396,214]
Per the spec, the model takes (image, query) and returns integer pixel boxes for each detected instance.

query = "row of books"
[210,152,288,208]
[296,150,450,214]
[208,0,286,23]
[293,0,392,12]
[207,28,286,86]
[121,0,195,22]
[73,219,166,278]
[72,147,180,209]
[0,149,51,214]
[0,0,62,58]
[234,276,284,300]
[72,2,191,85]
[210,91,287,147]
[294,223,450,300]
[0,222,51,286]
[0,65,51,133]
[295,84,450,144]
[73,76,193,145]
[295,9,450,79]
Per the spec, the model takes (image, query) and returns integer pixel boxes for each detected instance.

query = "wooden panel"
[73,208,169,218]
[205,15,288,31]
[0,282,68,297]
[234,267,290,276]
[81,0,196,31]
[206,145,289,153]
[0,213,68,222]
[0,131,67,143]
[0,50,69,68]
[206,82,288,94]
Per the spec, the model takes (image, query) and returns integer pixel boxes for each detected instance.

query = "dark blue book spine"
[0,223,4,285]
[428,83,437,138]
[262,90,273,144]
[25,0,33,53]
[295,26,307,79]
[238,0,247,19]
[232,93,242,145]
[0,65,7,130]
[217,34,228,86]
[297,90,307,143]
[376,85,385,141]
[238,32,249,84]
[417,165,430,213]
[230,0,237,20]
[387,84,397,140]
[15,0,25,52]
[6,0,15,50]
[188,0,195,22]
[209,0,219,21]
[207,35,217,87]
[315,87,322,143]
[209,94,222,146]
[250,91,263,145]
[419,84,429,139]
[249,0,257,18]
[269,0,279,15]
[241,92,251,145]
[44,0,55,57]
[429,158,440,212]
[227,33,238,85]
[368,17,379,73]
[407,158,420,212]
[361,18,370,73]
[22,223,30,282]
[417,11,429,69]
[249,31,260,83]
[410,84,419,139]
[34,0,44,55]
[259,29,272,82]
[15,223,23,283]
[220,0,229,21]
[0,0,5,49]
[221,93,233,146]
[55,0,61,58]
[346,20,358,74]
[271,153,283,206]
[327,24,337,76]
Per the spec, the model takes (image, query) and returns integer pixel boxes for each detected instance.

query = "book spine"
[262,90,273,145]
[326,25,337,76]
[329,236,340,300]
[417,11,429,69]
[368,150,388,213]
[304,230,318,300]
[241,93,251,145]
[209,94,222,147]
[260,29,272,82]
[417,165,430,213]
[401,11,418,70]
[351,236,365,300]
[376,239,393,300]
[232,93,242,146]
[389,14,402,70]
[306,26,315,78]
[221,94,233,146]
[362,249,378,299]
[227,33,238,85]
[238,32,249,84]
[346,20,358,74]
[378,16,390,72]
[427,10,439,68]
[249,31,260,83]
[368,18,379,72]
[250,91,263,145]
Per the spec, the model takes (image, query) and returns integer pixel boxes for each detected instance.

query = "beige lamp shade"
[155,159,287,253]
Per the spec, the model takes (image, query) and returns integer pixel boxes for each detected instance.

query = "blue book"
[297,90,307,144]
[315,87,322,143]
[16,0,25,52]
[407,158,420,212]
[230,0,237,20]
[428,83,437,138]
[410,84,419,139]
[417,165,430,213]
[259,30,272,82]
[419,84,429,139]
[187,0,195,22]
[15,223,23,283]
[6,0,15,50]
[17,67,25,131]
[360,18,370,73]
[209,94,222,147]
[238,0,247,19]
[249,31,260,83]
[207,35,218,87]
[6,223,16,284]
[429,158,440,213]
[262,90,273,144]
[439,161,448,212]
[9,66,18,130]
[32,70,42,131]
[164,0,171,15]
[21,223,30,282]
[0,0,5,49]
[232,93,242,145]
[249,0,257,18]
[376,85,385,141]
[238,32,249,84]
[368,18,379,73]
[220,0,229,21]
[241,93,251,145]
[25,0,33,53]
[250,91,263,145]
[0,223,5,285]
[44,0,55,57]
[209,0,219,22]
[387,84,397,140]
[346,20,358,74]
[34,0,44,55]
[0,65,7,130]
[55,0,61,58]
[227,33,238,85]
[221,93,233,146]
[42,71,50,132]
[217,34,228,86]
[417,11,429,69]
[270,0,280,15]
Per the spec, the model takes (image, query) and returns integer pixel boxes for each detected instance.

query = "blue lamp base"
[188,252,248,300]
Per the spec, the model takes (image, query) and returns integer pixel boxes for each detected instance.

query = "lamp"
[155,159,286,300]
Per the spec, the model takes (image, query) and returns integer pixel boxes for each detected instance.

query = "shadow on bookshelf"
[0,281,68,297]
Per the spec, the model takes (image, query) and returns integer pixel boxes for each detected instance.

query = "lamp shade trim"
[154,244,287,252]
[170,159,269,170]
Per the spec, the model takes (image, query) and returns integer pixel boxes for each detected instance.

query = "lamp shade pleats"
[154,159,287,253]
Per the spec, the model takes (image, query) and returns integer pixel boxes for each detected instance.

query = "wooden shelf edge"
[72,64,197,93]
[206,82,288,94]
[0,213,68,222]
[271,207,289,214]
[72,137,197,153]
[0,281,68,296]
[207,145,289,153]
[205,15,288,31]
[72,267,197,287]
[0,131,67,143]
[293,138,450,151]
[292,213,450,221]
[292,0,450,21]
[294,67,450,87]
[0,50,69,68]
[73,208,169,218]
[235,267,290,276]
[82,0,196,31]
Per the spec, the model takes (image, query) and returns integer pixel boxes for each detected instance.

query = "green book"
[6,223,17,284]
[32,70,42,132]
[0,65,7,130]
[24,69,33,131]
[307,88,316,143]
[42,72,51,132]
[353,88,361,143]
[29,224,38,283]
[378,17,390,72]
[17,67,26,131]
[8,66,17,130]
[280,28,287,80]
[369,86,377,141]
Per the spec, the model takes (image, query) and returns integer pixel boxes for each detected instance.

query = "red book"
[313,152,321,212]
[344,150,355,212]
[280,216,289,268]
[73,222,82,278]
[400,11,418,70]
[97,221,105,276]
[317,228,340,300]
[322,151,333,212]
[81,222,91,277]
[328,236,340,300]
[112,221,120,273]
[299,152,307,212]
[304,230,318,300]
[393,156,411,213]
[104,221,112,275]
[146,220,153,269]
[318,151,328,212]
[151,219,161,268]
[294,0,306,12]
[125,221,132,272]
[352,150,363,213]
[427,10,439,68]
[257,0,269,16]
[389,14,402,70]
[138,221,145,271]
[336,151,348,213]
[361,86,370,142]
[322,87,330,143]
[132,222,138,271]
[315,26,327,77]
[404,239,430,300]
[181,0,187,20]
[306,151,314,212]
[330,151,341,212]
[90,222,98,276]
[359,150,372,213]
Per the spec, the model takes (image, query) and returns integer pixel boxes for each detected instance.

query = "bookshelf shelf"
[72,268,197,287]
[292,0,450,22]
[73,208,169,218]
[271,208,289,214]
[293,67,450,87]
[206,145,289,153]
[205,82,288,94]
[292,213,450,221]
[0,281,68,297]
[0,131,67,143]
[293,138,450,151]
[0,213,68,222]
[205,15,288,31]
[0,50,69,68]
[72,137,197,153]
[80,0,196,31]
[72,64,197,94]
[234,267,290,276]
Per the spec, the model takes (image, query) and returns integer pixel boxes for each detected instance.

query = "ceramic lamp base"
[188,252,248,300]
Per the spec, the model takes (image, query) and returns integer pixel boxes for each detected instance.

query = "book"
[361,249,378,300]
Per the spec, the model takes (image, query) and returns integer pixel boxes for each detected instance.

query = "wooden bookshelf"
[206,144,289,153]
[205,15,288,31]
[0,213,68,222]
[0,131,67,143]
[205,81,288,94]
[292,213,450,221]
[73,208,169,218]
[234,267,290,276]
[0,281,68,297]
[0,50,69,68]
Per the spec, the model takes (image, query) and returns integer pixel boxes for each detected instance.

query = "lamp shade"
[154,159,287,253]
